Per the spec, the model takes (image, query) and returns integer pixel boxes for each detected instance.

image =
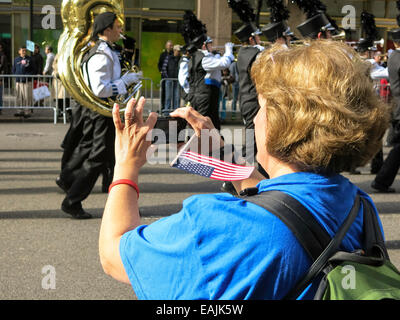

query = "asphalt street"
[0,111,399,300]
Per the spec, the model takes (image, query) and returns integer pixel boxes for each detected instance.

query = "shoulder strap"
[242,190,331,262]
[242,189,361,300]
[361,197,389,260]
[285,195,361,299]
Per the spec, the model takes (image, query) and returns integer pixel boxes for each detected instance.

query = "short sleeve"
[119,204,208,300]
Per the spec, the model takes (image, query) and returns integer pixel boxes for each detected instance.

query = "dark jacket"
[166,55,180,79]
[237,46,262,129]
[158,50,173,78]
[12,56,36,82]
[0,52,9,74]
[31,52,44,75]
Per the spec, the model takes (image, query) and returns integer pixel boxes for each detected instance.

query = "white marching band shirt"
[82,40,127,98]
[178,56,190,94]
[201,49,234,87]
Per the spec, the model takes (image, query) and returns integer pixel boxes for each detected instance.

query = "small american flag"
[171,149,254,181]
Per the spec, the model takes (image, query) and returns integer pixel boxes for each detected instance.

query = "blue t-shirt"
[119,172,384,300]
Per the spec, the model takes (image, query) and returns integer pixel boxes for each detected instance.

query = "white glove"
[121,71,143,87]
[224,42,234,56]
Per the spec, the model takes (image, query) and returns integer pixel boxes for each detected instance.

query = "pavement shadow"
[0,186,65,194]
[140,181,222,193]
[373,201,400,215]
[0,158,60,162]
[0,170,60,176]
[386,240,400,250]
[140,167,188,175]
[139,203,183,217]
[0,149,62,152]
[0,208,103,220]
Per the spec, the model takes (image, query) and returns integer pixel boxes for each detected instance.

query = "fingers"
[145,111,158,130]
[112,104,123,132]
[133,97,146,127]
[124,98,137,128]
[170,106,215,135]
[170,106,203,125]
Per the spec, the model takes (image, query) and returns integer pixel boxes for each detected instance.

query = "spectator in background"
[158,40,173,110]
[163,44,181,115]
[43,45,55,75]
[219,68,234,121]
[0,42,10,114]
[12,46,35,117]
[31,44,44,75]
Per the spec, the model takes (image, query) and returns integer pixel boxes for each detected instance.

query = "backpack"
[241,189,400,300]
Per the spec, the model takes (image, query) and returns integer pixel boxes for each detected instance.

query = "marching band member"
[57,12,141,219]
[187,32,234,131]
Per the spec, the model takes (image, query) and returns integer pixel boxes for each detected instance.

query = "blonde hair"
[251,40,390,174]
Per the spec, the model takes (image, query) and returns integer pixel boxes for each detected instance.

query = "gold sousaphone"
[58,0,141,117]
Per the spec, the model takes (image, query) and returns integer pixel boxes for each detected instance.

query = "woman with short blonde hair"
[251,40,390,174]
[99,40,391,300]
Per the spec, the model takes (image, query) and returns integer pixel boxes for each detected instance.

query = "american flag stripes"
[171,150,254,181]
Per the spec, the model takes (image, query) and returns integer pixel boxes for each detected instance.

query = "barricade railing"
[0,74,62,124]
[0,75,154,124]
[141,77,154,112]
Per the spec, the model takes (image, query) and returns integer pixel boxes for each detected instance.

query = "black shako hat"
[92,12,118,40]
[262,21,290,42]
[356,38,374,52]
[389,28,400,42]
[297,13,334,39]
[234,22,261,43]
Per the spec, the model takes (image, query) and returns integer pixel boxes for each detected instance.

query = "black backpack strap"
[241,188,361,300]
[361,197,389,260]
[285,195,361,300]
[241,190,331,262]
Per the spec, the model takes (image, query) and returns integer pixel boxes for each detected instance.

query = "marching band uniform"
[188,38,234,130]
[178,51,190,104]
[58,12,140,219]
[234,23,268,181]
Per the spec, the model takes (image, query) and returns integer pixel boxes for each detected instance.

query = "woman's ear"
[257,94,266,108]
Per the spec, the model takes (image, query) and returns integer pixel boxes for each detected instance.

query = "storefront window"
[141,18,184,88]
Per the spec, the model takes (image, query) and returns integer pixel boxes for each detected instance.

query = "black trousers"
[193,85,221,131]
[60,103,86,171]
[62,109,115,207]
[374,144,400,188]
[371,149,384,173]
[240,102,269,178]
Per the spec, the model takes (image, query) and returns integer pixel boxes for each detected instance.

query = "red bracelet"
[108,179,139,198]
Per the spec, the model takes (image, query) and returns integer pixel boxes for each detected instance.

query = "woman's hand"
[170,106,215,137]
[112,97,158,180]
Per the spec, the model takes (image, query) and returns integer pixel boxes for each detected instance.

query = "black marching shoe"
[55,176,68,193]
[221,181,238,196]
[371,181,396,193]
[61,199,92,219]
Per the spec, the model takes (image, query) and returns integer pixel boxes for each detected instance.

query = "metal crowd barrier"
[0,75,154,124]
[141,77,154,112]
[0,74,63,124]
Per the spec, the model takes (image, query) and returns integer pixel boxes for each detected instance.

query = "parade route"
[1,119,399,300]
